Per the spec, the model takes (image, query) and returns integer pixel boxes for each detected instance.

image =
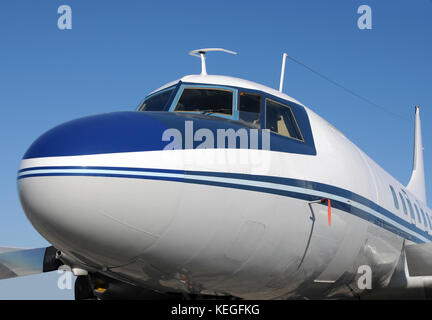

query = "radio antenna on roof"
[279,53,288,92]
[189,48,237,75]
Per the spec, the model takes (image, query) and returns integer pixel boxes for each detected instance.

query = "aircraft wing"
[0,246,61,280]
[405,242,432,277]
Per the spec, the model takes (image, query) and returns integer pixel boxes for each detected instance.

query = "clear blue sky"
[0,0,431,299]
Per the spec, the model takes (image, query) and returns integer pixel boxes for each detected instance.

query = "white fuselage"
[17,106,432,299]
[16,74,432,299]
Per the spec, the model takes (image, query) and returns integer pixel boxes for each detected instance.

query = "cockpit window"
[265,99,303,141]
[239,92,261,128]
[174,88,233,116]
[139,88,174,111]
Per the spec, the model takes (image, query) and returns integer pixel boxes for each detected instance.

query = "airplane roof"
[149,74,307,109]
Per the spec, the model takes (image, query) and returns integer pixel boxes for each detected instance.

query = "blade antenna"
[189,48,237,75]
[279,53,288,92]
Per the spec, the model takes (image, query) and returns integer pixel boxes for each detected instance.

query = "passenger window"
[175,88,233,116]
[427,215,432,230]
[389,185,399,210]
[420,208,429,229]
[426,214,432,230]
[139,88,174,111]
[239,92,261,128]
[265,99,303,141]
[405,198,416,221]
[399,193,408,215]
[414,204,423,225]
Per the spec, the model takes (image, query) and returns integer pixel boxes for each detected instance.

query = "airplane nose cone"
[17,112,180,267]
[22,112,169,160]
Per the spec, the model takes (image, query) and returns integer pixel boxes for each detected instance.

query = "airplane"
[1,48,431,300]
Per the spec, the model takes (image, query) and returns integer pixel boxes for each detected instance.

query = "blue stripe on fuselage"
[22,111,316,159]
[18,166,429,244]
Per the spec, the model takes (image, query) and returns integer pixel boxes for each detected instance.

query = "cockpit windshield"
[137,82,314,151]
[174,88,233,116]
[139,88,174,111]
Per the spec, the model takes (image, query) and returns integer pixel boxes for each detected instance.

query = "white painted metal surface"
[407,106,427,203]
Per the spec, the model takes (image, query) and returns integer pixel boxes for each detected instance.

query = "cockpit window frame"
[237,91,263,129]
[264,98,305,143]
[169,84,238,120]
[137,84,178,112]
[146,80,316,155]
